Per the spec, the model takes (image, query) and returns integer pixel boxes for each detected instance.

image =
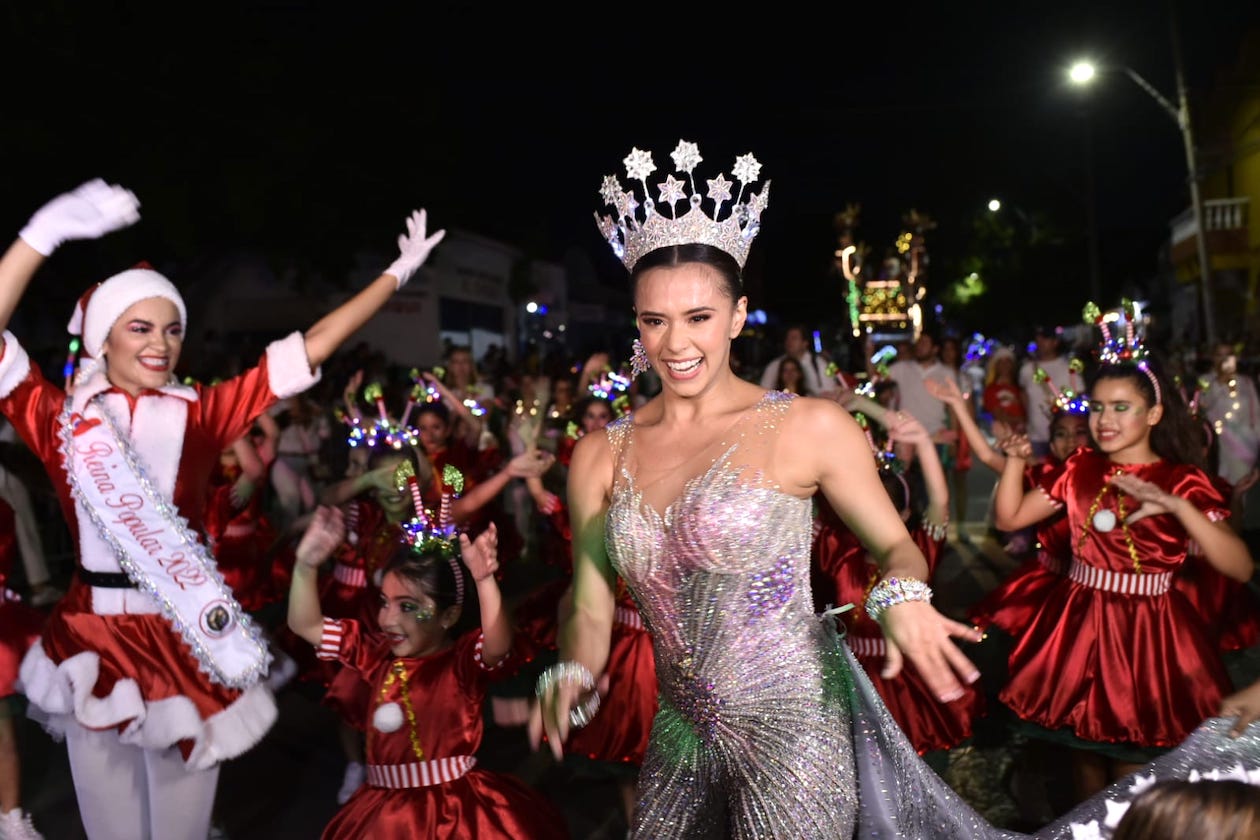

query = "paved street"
[15,467,1260,838]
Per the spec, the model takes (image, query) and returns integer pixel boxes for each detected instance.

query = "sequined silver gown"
[603,391,1260,840]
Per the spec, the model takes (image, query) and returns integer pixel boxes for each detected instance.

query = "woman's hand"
[383,209,445,289]
[459,522,499,582]
[528,672,584,761]
[19,179,141,256]
[878,599,983,702]
[1220,678,1260,737]
[294,505,345,569]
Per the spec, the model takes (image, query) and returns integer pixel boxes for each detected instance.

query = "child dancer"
[994,302,1255,801]
[287,497,567,839]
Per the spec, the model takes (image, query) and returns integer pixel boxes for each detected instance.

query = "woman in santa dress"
[0,180,444,839]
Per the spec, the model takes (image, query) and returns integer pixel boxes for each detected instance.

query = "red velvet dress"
[1173,475,1260,652]
[0,497,45,698]
[318,619,568,839]
[0,333,314,766]
[811,497,983,754]
[204,459,280,613]
[967,457,1070,636]
[999,449,1233,748]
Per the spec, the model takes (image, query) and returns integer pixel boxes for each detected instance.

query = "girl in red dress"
[288,504,567,840]
[0,496,47,840]
[811,405,984,756]
[0,180,445,839]
[993,306,1254,803]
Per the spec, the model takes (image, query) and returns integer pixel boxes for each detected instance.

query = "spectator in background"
[886,330,954,458]
[773,356,811,396]
[1018,325,1081,458]
[982,346,1027,436]
[759,323,829,395]
[1199,341,1260,506]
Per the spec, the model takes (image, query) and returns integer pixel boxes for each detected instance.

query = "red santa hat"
[66,262,187,359]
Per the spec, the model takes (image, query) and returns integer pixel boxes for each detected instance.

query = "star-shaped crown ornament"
[595,140,770,271]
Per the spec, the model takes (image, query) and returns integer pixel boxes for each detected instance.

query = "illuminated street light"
[987,198,1001,212]
[1065,45,1217,344]
[525,301,538,314]
[1068,60,1096,85]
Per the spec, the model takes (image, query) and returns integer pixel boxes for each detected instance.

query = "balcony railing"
[1169,197,1250,247]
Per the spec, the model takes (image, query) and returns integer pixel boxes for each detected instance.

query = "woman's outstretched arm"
[302,209,445,368]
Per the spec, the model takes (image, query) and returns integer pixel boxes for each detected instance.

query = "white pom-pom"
[1092,509,1117,533]
[373,701,404,733]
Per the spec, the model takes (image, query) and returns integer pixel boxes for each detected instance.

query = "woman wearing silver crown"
[0,180,443,840]
[530,142,1260,839]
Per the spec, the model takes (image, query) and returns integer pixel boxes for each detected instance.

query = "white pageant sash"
[59,398,271,689]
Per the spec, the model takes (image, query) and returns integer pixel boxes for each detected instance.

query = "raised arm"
[450,449,554,524]
[925,377,1006,473]
[302,209,445,368]
[458,523,510,666]
[287,505,346,645]
[1,180,140,341]
[885,413,950,529]
[991,435,1059,530]
[528,430,617,759]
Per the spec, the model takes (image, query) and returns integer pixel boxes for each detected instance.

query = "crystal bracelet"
[865,576,933,623]
[535,660,602,730]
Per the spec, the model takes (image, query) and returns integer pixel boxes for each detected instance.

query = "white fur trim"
[17,642,276,770]
[265,332,321,399]
[76,269,187,359]
[0,332,32,400]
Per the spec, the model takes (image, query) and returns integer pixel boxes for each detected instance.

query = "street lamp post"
[1067,37,1217,345]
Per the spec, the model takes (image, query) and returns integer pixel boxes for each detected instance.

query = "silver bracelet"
[865,576,933,623]
[534,660,601,729]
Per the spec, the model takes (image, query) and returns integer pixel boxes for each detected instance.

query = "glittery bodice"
[605,391,858,838]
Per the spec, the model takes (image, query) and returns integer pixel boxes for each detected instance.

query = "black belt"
[78,568,137,589]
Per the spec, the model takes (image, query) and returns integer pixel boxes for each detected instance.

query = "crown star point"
[623,147,656,182]
[657,175,687,207]
[706,173,733,204]
[732,153,762,183]
[670,140,702,173]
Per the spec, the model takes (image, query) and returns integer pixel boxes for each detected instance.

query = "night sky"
[4,2,1259,339]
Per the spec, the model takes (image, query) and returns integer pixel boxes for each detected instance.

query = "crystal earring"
[630,339,651,377]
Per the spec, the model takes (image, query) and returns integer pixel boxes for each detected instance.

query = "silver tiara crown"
[595,140,771,271]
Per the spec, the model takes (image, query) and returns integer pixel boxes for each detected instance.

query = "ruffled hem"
[17,643,276,770]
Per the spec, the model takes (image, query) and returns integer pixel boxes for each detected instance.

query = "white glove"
[19,179,141,257]
[384,209,445,290]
